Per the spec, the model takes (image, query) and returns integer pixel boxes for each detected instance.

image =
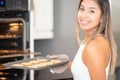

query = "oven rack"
[0,52,42,59]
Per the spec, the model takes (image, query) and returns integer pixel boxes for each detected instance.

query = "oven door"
[0,18,26,51]
[0,18,27,80]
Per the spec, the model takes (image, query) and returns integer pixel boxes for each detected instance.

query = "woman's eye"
[89,10,95,13]
[79,7,84,11]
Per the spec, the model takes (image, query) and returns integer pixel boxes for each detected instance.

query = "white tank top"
[71,43,110,80]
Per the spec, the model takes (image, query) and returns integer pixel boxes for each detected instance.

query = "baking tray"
[2,57,69,70]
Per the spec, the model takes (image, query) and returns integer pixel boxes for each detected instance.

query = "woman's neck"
[85,28,98,39]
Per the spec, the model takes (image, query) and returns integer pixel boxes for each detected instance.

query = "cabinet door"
[31,0,54,39]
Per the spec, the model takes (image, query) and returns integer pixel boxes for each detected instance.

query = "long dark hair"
[76,0,117,74]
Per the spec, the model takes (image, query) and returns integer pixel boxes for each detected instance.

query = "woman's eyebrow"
[89,7,96,10]
[80,5,96,10]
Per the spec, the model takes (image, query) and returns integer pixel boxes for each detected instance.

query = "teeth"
[81,20,88,24]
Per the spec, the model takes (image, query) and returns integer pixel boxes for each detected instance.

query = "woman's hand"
[46,54,70,74]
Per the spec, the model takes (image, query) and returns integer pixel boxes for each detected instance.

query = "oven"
[0,0,29,80]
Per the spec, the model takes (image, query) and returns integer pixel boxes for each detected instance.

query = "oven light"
[9,23,19,26]
[0,77,7,80]
[11,26,19,29]
[9,23,23,26]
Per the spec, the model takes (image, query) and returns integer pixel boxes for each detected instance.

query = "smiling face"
[78,0,102,33]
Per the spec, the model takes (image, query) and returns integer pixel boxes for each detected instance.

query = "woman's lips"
[80,20,90,25]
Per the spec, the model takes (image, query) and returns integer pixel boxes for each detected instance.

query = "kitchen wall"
[33,0,120,80]
[34,0,80,80]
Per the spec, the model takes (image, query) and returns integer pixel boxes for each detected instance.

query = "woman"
[71,0,117,80]
[48,0,117,80]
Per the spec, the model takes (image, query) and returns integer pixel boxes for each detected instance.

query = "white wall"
[34,0,80,80]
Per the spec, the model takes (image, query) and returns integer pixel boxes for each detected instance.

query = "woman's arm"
[83,36,110,80]
[67,61,72,69]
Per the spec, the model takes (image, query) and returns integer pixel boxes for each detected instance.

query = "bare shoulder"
[83,35,110,68]
[82,35,110,80]
[86,35,110,52]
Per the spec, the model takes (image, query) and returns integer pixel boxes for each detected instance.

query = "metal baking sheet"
[2,57,69,70]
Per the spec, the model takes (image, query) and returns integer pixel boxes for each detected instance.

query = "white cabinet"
[29,1,53,79]
[30,0,54,39]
